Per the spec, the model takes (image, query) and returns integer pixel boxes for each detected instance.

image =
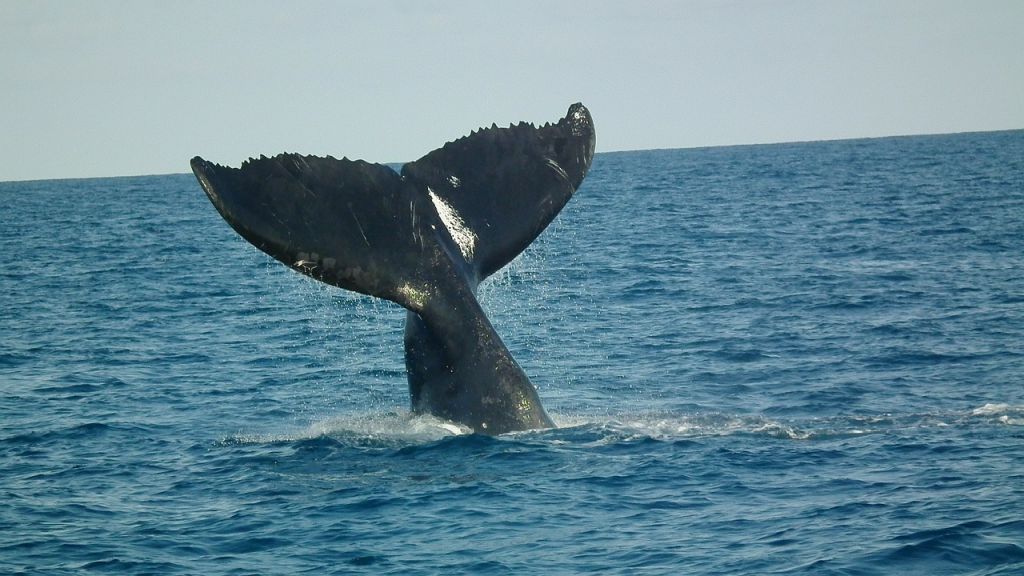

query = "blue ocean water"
[2,130,1023,575]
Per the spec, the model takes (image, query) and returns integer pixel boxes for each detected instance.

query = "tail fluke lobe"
[401,103,595,279]
[191,154,455,312]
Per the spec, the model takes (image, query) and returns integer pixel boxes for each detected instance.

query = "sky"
[1,0,1022,181]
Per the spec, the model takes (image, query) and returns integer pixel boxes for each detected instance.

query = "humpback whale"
[191,103,595,434]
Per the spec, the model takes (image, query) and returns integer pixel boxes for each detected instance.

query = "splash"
[970,403,1024,425]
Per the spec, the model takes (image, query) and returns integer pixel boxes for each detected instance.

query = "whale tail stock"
[190,103,595,434]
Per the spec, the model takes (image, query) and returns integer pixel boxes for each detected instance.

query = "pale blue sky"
[2,0,1022,181]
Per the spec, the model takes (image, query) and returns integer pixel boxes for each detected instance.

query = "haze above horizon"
[2,0,1022,182]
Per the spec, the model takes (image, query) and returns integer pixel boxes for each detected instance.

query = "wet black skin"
[190,104,595,434]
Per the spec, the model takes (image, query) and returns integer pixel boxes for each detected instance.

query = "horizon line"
[3,126,1021,185]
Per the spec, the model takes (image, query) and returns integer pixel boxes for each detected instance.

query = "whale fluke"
[191,103,595,434]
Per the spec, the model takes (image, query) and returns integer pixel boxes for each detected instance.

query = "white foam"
[223,411,472,446]
[308,411,472,440]
[970,403,1024,425]
[971,402,1012,416]
[549,412,819,441]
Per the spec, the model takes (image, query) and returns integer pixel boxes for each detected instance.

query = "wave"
[867,519,1024,574]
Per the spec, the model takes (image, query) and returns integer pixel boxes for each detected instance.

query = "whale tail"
[191,103,594,305]
[191,103,595,434]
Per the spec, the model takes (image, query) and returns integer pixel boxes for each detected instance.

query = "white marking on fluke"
[397,282,430,310]
[428,187,476,261]
[545,157,570,184]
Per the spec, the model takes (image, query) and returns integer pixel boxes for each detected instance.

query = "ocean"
[2,130,1023,574]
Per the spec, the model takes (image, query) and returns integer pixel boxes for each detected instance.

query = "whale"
[190,103,595,434]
